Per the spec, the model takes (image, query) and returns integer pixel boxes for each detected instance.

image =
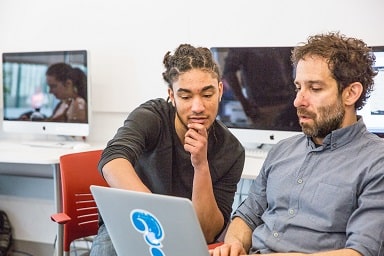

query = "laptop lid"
[90,185,210,256]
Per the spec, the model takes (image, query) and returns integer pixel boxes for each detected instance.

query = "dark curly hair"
[291,32,377,110]
[46,62,87,101]
[162,44,221,89]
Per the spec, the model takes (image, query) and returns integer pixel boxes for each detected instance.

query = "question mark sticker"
[130,209,166,256]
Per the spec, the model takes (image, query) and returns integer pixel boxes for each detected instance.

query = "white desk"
[242,156,263,179]
[0,140,105,256]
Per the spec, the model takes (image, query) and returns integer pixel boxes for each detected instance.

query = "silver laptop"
[90,185,210,256]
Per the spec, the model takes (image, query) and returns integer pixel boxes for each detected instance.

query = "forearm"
[225,217,253,252]
[312,249,361,256]
[192,162,224,243]
[102,158,150,193]
[255,248,361,256]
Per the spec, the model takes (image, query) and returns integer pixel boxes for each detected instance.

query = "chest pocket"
[307,182,355,232]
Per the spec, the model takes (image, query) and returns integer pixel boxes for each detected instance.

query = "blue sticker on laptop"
[130,209,166,256]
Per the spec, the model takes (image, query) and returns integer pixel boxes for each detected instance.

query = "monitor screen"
[2,50,90,137]
[211,47,301,146]
[357,46,384,137]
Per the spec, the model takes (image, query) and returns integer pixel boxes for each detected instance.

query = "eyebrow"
[294,80,324,86]
[177,85,216,94]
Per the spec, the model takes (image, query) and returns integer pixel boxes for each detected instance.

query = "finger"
[187,123,207,136]
[211,244,230,256]
[184,129,205,145]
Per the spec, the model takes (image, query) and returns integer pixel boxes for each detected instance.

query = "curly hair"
[162,44,221,89]
[291,32,377,110]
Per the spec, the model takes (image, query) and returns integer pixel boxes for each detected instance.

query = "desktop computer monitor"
[211,46,302,147]
[2,50,90,137]
[357,46,384,137]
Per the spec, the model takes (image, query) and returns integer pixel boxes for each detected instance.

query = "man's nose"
[293,90,308,108]
[191,97,205,113]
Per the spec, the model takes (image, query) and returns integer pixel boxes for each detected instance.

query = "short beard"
[299,99,345,139]
[175,106,189,131]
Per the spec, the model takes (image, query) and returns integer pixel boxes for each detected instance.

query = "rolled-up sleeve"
[345,159,384,256]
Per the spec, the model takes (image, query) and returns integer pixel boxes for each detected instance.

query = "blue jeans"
[90,224,117,256]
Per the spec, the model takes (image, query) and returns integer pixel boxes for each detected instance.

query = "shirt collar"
[306,116,366,151]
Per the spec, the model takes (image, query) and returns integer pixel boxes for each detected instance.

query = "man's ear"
[168,88,175,107]
[343,82,363,107]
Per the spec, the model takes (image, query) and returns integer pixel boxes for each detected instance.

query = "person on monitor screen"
[209,32,384,256]
[221,47,299,130]
[89,44,245,256]
[45,62,88,123]
[18,62,88,122]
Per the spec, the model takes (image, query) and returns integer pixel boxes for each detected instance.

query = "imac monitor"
[211,47,302,146]
[2,50,90,137]
[357,46,384,137]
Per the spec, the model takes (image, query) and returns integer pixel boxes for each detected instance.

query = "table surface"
[0,139,262,179]
[0,140,105,165]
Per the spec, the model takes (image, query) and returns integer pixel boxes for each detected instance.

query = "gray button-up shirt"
[233,117,384,256]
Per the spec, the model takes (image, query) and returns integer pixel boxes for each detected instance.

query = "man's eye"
[203,94,213,98]
[179,95,191,100]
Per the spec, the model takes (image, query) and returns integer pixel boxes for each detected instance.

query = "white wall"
[2,0,383,122]
[0,0,383,244]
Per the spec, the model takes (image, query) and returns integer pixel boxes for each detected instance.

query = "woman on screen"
[45,62,88,123]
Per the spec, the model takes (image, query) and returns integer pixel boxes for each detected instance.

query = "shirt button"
[297,178,303,184]
[288,209,294,215]
[273,232,279,238]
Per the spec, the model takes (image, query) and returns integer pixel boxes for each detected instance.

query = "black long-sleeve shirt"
[99,98,245,229]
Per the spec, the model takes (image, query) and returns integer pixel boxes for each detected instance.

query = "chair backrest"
[59,149,108,252]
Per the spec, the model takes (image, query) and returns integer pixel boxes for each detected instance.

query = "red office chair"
[51,149,108,256]
[208,242,224,250]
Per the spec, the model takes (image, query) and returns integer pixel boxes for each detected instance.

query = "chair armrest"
[51,213,71,224]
